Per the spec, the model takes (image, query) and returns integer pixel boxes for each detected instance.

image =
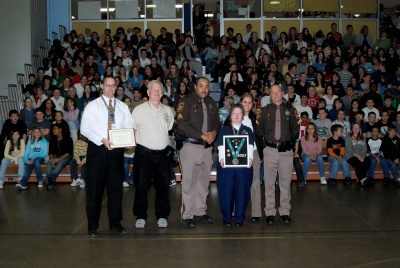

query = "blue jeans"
[302,154,325,179]
[205,58,217,75]
[20,157,44,186]
[328,156,351,179]
[46,155,73,183]
[367,154,389,177]
[124,157,134,182]
[0,157,25,182]
[386,159,400,179]
[69,157,87,182]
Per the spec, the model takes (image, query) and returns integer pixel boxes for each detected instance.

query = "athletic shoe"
[320,177,327,185]
[15,184,27,190]
[70,180,79,187]
[122,182,130,188]
[38,182,43,188]
[359,177,370,186]
[157,218,168,228]
[135,219,146,229]
[77,179,85,189]
[169,180,176,186]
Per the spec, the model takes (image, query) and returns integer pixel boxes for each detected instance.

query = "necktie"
[275,105,281,141]
[201,99,208,133]
[108,99,115,130]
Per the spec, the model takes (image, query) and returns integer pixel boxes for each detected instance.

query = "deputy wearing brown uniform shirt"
[176,77,221,228]
[258,85,299,225]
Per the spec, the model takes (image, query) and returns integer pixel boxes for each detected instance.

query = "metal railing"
[7,84,24,110]
[59,25,67,40]
[24,64,34,79]
[0,96,20,132]
[52,31,58,41]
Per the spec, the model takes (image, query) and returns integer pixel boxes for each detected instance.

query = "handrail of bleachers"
[24,64,33,79]
[52,31,58,41]
[0,96,19,133]
[8,84,24,110]
[39,46,46,62]
[46,39,51,52]
[59,25,67,40]
[32,55,40,72]
[16,73,26,88]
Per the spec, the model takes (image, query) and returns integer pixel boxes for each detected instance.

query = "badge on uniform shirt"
[294,109,300,124]
[285,110,290,117]
[164,113,170,123]
[192,105,198,112]
[177,102,184,112]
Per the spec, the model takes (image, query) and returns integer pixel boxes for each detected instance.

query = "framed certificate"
[223,135,249,167]
[109,129,136,148]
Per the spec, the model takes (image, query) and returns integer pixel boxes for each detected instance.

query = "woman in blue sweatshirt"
[15,127,48,190]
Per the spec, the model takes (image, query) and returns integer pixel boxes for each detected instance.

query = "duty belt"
[266,140,292,151]
[184,138,212,148]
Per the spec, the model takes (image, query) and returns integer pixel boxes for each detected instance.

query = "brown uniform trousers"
[179,143,213,220]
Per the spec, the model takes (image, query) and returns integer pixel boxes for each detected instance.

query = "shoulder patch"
[177,113,183,120]
[177,102,184,113]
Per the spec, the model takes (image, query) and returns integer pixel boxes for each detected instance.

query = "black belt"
[184,138,207,146]
[136,144,167,154]
[266,140,291,149]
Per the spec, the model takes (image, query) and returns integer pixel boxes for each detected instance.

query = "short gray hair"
[147,80,163,90]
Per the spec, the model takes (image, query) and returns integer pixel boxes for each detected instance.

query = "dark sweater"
[49,136,73,157]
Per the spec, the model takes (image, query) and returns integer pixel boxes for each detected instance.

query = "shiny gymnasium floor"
[1,181,400,267]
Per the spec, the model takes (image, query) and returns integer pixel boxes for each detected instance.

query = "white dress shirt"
[81,96,133,146]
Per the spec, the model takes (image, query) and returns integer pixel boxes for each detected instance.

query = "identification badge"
[111,124,117,129]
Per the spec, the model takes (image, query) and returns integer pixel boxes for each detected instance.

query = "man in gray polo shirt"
[132,80,174,229]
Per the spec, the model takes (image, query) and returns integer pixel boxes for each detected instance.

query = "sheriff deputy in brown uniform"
[176,77,221,228]
[258,84,300,225]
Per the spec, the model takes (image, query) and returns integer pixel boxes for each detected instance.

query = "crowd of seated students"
[1,16,400,189]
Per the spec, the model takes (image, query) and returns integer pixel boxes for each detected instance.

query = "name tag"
[111,124,117,130]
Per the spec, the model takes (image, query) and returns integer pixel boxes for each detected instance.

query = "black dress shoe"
[235,222,243,227]
[181,219,196,228]
[327,179,337,186]
[88,229,97,237]
[251,217,260,222]
[265,216,275,225]
[297,180,305,188]
[110,225,126,234]
[194,214,214,223]
[280,215,291,224]
[223,221,232,227]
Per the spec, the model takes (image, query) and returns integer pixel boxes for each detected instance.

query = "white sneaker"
[77,179,85,189]
[122,182,130,188]
[38,182,43,188]
[0,182,3,189]
[71,180,79,187]
[157,218,168,228]
[320,177,327,185]
[135,219,146,229]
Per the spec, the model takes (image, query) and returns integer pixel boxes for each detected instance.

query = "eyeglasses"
[103,84,117,88]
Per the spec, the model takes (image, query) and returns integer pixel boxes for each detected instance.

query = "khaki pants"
[250,150,262,217]
[263,146,293,216]
[179,143,213,220]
